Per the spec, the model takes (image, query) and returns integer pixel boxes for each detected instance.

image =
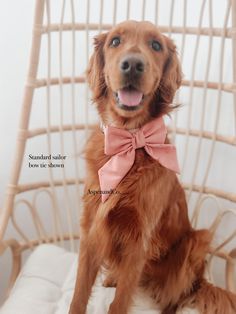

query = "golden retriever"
[69,21,236,314]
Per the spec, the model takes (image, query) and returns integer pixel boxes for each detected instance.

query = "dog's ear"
[157,38,182,111]
[87,32,108,102]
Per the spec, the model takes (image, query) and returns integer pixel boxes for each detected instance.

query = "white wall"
[0,0,235,305]
[0,1,35,303]
[0,1,35,203]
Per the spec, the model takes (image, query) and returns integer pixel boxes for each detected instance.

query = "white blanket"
[0,244,198,314]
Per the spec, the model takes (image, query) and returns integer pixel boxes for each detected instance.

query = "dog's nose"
[120,55,145,76]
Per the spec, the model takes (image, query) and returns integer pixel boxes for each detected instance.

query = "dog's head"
[87,20,182,128]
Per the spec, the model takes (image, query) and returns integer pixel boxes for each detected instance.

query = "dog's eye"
[151,40,162,51]
[110,37,121,47]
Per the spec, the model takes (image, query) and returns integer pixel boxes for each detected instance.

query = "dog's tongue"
[118,89,143,107]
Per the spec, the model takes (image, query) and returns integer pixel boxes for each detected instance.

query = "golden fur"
[69,21,236,314]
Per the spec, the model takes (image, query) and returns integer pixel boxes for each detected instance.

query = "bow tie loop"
[104,126,133,155]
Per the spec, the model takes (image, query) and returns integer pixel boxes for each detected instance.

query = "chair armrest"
[226,248,236,293]
[0,238,22,297]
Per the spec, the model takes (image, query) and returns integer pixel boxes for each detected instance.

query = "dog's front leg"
[69,237,101,314]
[108,245,145,314]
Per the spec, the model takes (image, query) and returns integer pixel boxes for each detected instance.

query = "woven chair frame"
[0,0,236,301]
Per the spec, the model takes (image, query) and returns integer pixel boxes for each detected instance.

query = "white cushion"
[0,244,198,314]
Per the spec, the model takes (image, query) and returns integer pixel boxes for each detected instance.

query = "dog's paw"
[68,302,86,314]
[102,275,117,287]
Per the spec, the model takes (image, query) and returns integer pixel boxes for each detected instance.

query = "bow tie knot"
[132,130,146,149]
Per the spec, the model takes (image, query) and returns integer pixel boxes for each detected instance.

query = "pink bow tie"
[98,117,180,202]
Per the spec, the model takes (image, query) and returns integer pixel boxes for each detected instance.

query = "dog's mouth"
[115,85,144,111]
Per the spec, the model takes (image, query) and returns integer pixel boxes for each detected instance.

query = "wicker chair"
[0,0,236,312]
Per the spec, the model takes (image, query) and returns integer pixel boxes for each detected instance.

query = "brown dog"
[69,21,236,314]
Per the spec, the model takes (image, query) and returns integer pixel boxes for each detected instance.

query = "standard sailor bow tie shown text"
[28,153,67,168]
